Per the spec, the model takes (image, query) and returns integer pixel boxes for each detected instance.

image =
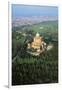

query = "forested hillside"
[12,20,58,85]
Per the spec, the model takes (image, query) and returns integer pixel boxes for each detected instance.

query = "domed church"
[31,33,43,49]
[27,32,46,54]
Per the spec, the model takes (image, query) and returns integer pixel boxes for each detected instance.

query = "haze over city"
[12,4,58,26]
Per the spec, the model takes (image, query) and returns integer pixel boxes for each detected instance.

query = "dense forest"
[12,21,58,85]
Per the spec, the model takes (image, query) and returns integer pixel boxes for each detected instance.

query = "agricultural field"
[12,20,58,85]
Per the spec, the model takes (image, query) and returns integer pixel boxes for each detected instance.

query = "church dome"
[36,32,40,37]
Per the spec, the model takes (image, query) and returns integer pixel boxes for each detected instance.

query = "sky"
[12,4,58,18]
